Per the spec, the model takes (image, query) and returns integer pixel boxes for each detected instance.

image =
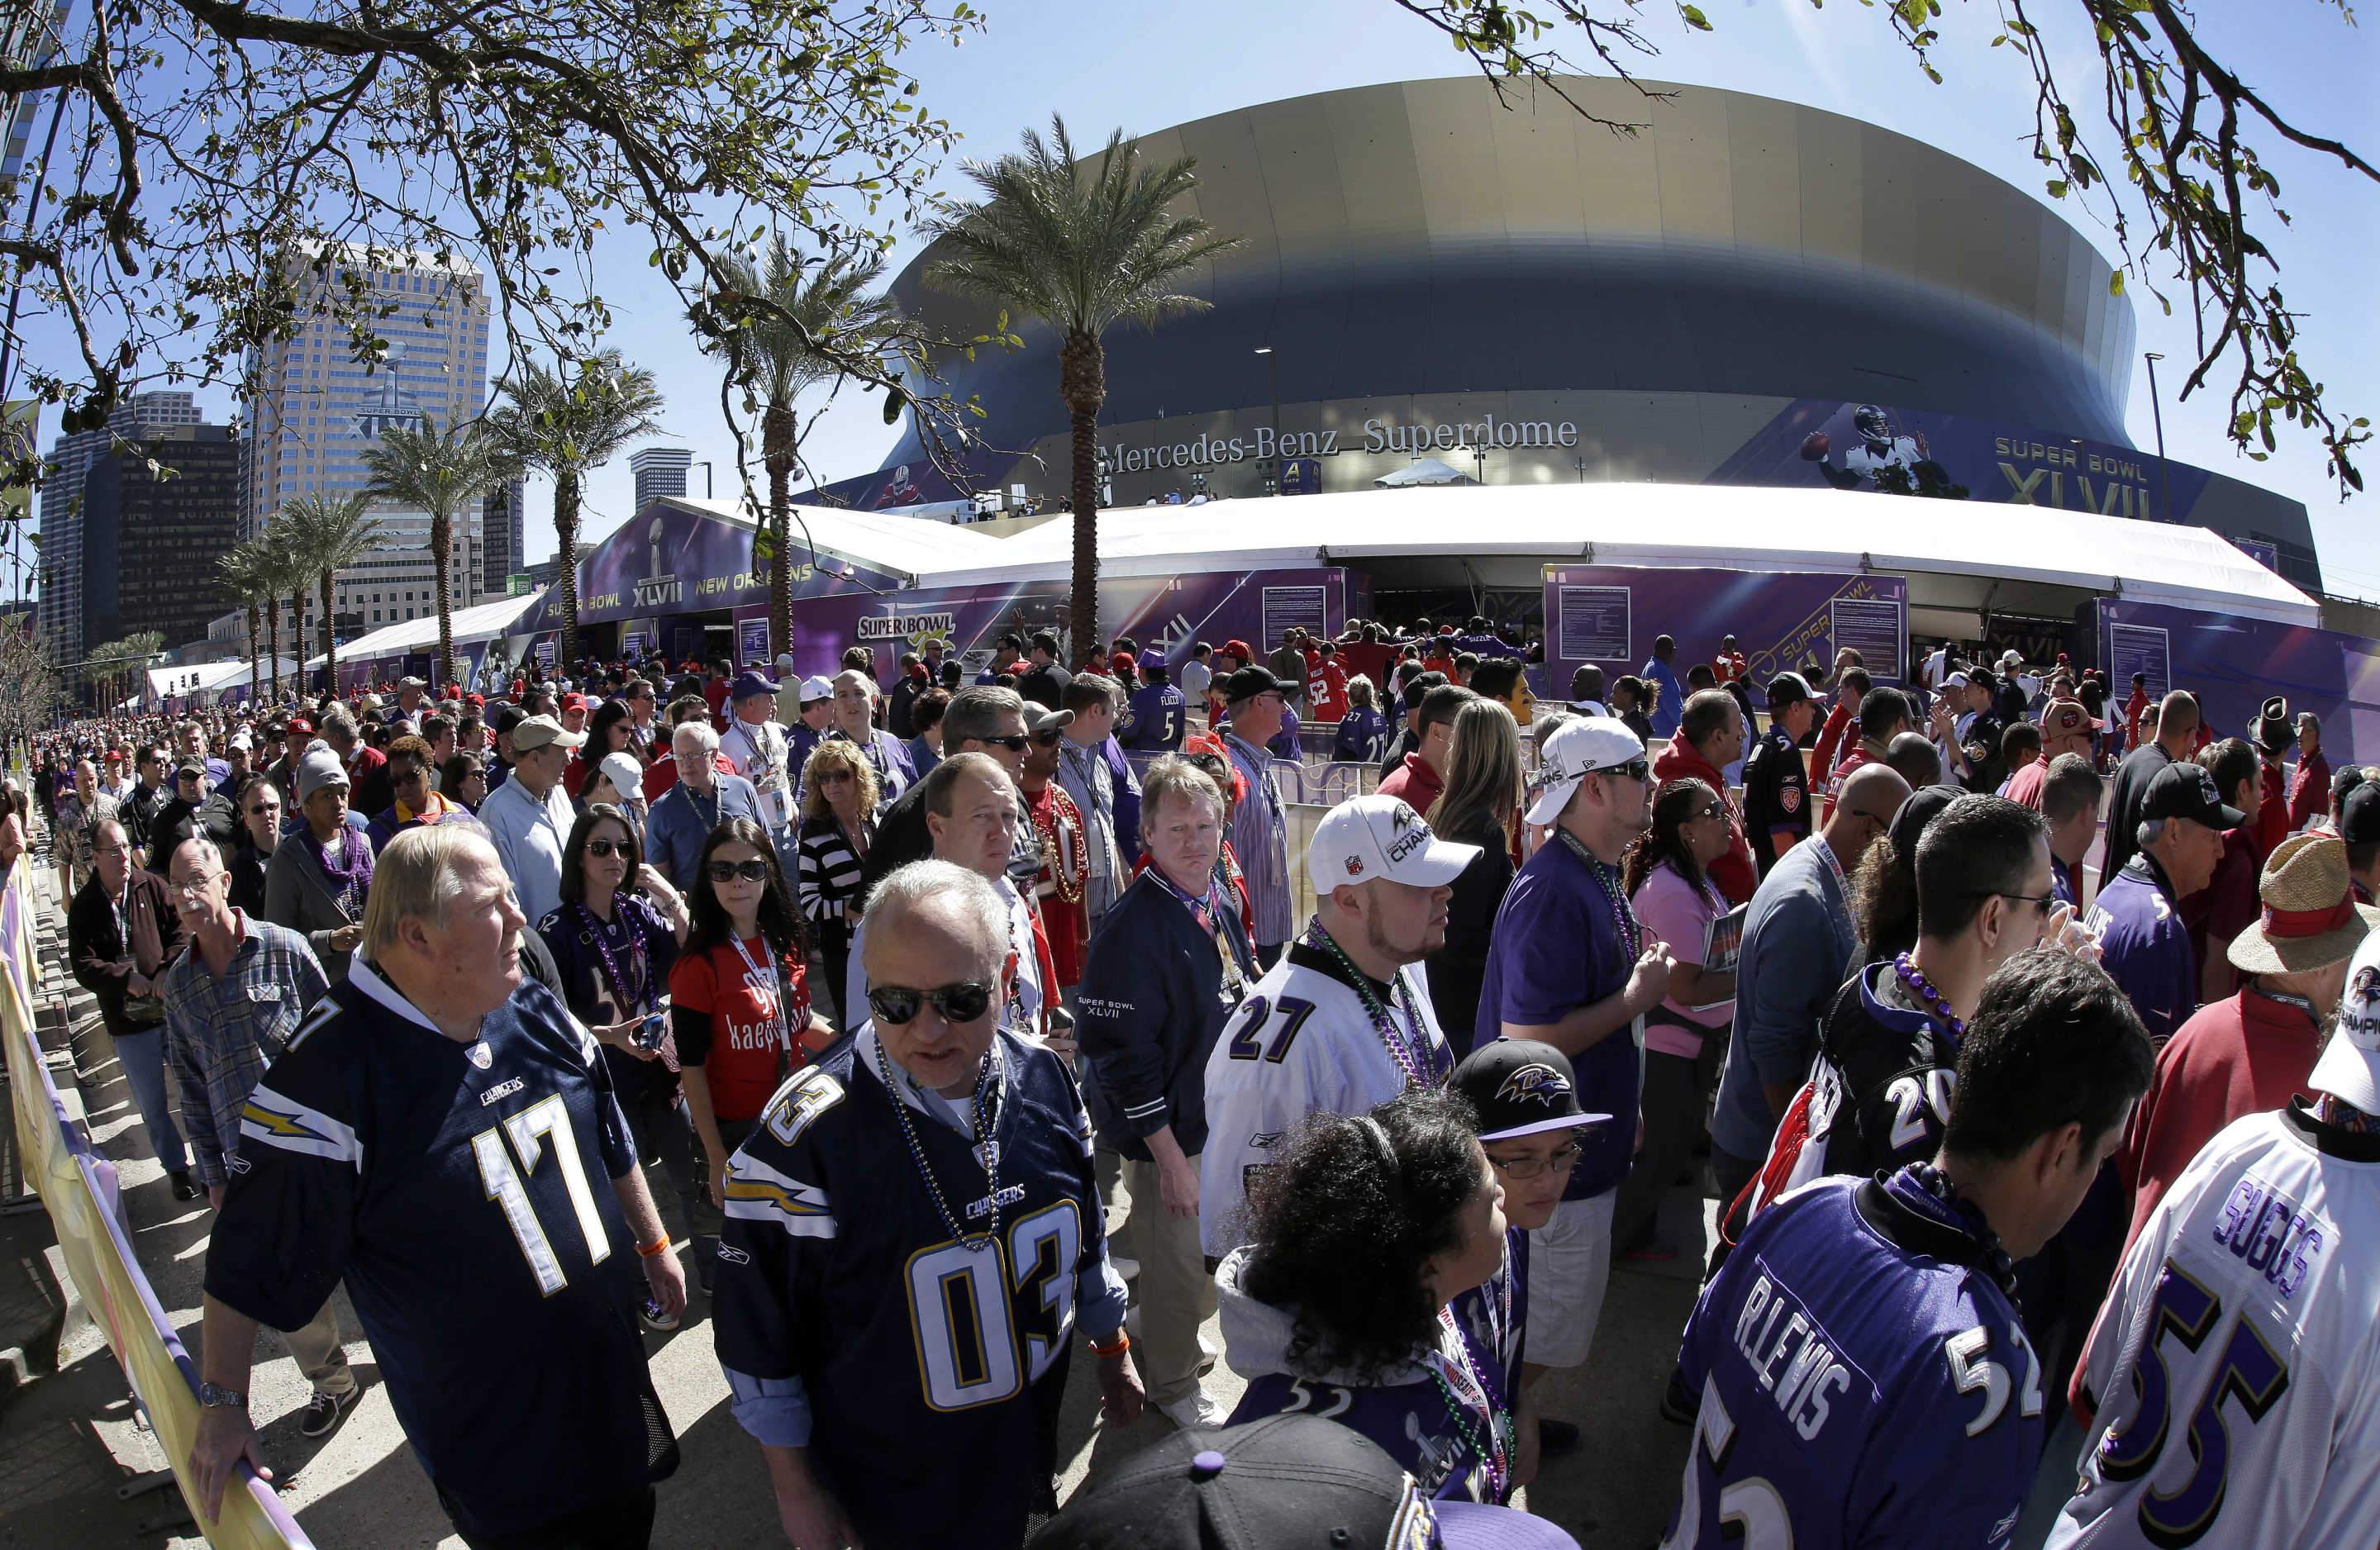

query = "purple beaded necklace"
[1892,952,1966,1044]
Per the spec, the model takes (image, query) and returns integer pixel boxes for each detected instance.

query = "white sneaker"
[1156,1389,1225,1431]
[1110,1255,1140,1281]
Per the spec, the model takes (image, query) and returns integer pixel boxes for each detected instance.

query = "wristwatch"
[197,1381,247,1410]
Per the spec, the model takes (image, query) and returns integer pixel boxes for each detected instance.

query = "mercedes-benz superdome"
[816,75,2320,594]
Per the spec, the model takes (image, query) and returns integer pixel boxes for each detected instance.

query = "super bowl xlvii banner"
[528,501,908,635]
[774,568,1349,680]
[1708,399,2214,523]
[1541,566,1907,710]
[2094,599,2380,768]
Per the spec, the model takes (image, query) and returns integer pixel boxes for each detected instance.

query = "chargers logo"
[1496,1064,1571,1107]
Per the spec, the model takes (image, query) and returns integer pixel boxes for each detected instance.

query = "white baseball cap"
[1524,716,1648,827]
[2311,930,2380,1111]
[1940,670,1974,690]
[596,752,645,803]
[1306,794,1480,891]
[799,674,835,703]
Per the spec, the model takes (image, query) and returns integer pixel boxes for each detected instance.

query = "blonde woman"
[796,736,880,1029]
[1424,698,1524,1057]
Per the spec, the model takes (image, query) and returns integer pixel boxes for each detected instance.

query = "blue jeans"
[112,1026,189,1174]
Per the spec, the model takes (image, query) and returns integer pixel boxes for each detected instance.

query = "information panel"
[1557,587,1631,663]
[1262,586,1328,648]
[2106,623,2172,701]
[1830,598,1906,682]
[738,616,772,667]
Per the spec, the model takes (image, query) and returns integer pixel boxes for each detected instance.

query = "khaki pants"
[282,1295,355,1397]
[1123,1155,1217,1407]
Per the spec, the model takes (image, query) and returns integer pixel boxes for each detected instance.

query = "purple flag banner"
[2093,600,2380,767]
[1542,566,1906,708]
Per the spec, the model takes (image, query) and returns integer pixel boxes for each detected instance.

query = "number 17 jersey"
[2050,1102,2380,1550]
[1666,1173,2044,1550]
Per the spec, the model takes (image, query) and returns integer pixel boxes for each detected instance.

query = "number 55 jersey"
[1666,1170,2045,1550]
[2050,1101,2380,1550]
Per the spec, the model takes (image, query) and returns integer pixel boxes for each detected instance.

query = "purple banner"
[1708,399,2214,524]
[1542,566,1906,707]
[2094,600,2380,768]
[783,568,1348,682]
[529,501,907,633]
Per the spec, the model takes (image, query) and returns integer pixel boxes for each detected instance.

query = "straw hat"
[2228,833,2380,976]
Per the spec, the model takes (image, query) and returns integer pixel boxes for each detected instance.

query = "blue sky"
[32,0,2380,598]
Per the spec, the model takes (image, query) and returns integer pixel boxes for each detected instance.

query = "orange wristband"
[635,1235,672,1259]
[1089,1331,1130,1359]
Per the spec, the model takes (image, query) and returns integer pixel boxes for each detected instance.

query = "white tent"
[912,481,2319,625]
[303,589,547,672]
[1373,458,1476,487]
[688,495,1011,583]
[148,656,303,702]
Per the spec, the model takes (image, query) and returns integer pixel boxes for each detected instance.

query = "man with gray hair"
[645,719,763,893]
[190,825,686,1546]
[715,858,1138,1550]
[854,683,1047,906]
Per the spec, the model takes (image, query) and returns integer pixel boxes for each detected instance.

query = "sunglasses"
[1594,758,1651,784]
[816,770,854,786]
[585,839,632,858]
[245,802,279,817]
[707,858,771,883]
[1695,801,1726,821]
[980,735,1031,753]
[867,982,995,1026]
[1031,730,1064,747]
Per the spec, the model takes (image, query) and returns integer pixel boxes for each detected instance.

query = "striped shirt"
[159,911,332,1186]
[796,814,872,925]
[1223,732,1292,948]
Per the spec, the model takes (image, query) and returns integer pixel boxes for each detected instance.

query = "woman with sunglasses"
[795,739,878,1031]
[1425,699,1524,1059]
[225,772,283,915]
[539,803,693,1326]
[439,751,488,815]
[669,816,834,1291]
[1613,777,1739,1262]
[1218,1088,1520,1505]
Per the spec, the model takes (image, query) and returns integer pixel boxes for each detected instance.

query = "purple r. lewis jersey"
[1665,1175,2043,1550]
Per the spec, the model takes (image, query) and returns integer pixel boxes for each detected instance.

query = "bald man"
[2104,690,2201,882]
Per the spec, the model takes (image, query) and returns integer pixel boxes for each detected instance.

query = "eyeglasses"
[167,875,219,898]
[585,839,632,858]
[816,770,854,786]
[867,982,995,1026]
[1594,758,1651,784]
[1487,1142,1583,1180]
[980,735,1031,753]
[707,858,771,883]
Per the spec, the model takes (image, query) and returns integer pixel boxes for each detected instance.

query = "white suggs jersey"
[2050,1105,2380,1550]
[721,719,793,830]
[1198,944,1449,1258]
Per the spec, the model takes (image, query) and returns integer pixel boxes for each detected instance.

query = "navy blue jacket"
[1075,869,1254,1161]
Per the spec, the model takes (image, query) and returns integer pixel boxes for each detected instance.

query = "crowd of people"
[16,613,2379,1550]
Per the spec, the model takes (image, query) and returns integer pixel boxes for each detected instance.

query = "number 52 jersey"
[1666,1172,2045,1550]
[2050,1102,2380,1550]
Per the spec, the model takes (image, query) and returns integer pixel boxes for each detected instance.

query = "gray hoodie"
[1215,1247,1436,1389]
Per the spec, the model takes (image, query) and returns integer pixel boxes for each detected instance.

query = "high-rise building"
[482,477,526,597]
[36,390,204,666]
[242,247,493,643]
[629,446,693,508]
[78,422,244,659]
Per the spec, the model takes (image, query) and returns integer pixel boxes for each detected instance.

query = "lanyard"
[574,901,649,1015]
[728,934,792,1053]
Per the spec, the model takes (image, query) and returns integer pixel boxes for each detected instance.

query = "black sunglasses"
[867,982,995,1026]
[707,858,771,882]
[980,735,1031,752]
[1596,758,1652,784]
[1031,730,1064,747]
[585,838,632,858]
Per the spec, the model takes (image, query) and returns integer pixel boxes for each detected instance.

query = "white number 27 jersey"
[2049,1105,2380,1550]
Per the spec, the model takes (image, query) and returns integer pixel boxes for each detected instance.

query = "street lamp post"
[1254,345,1279,496]
[2142,353,2173,525]
[692,459,714,499]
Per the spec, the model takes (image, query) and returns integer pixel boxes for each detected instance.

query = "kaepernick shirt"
[669,936,811,1123]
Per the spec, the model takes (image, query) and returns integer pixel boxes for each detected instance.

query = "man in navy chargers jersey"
[1664,949,2152,1550]
[713,860,1141,1550]
[189,825,687,1548]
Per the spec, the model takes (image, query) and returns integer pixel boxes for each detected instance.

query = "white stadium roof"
[913,482,2318,625]
[676,495,1011,585]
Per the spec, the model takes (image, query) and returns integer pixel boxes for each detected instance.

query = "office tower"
[79,421,244,656]
[629,446,693,509]
[483,477,526,597]
[36,390,204,665]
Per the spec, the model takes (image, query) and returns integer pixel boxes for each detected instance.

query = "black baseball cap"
[1223,665,1284,706]
[1887,782,1965,859]
[2342,782,2380,845]
[2142,760,2246,830]
[1026,1413,1579,1550]
[2333,763,2368,805]
[1449,1040,1610,1141]
[1765,672,1814,707]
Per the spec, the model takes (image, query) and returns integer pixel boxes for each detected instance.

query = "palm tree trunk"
[766,401,797,658]
[320,569,337,695]
[555,467,582,669]
[265,602,280,705]
[431,511,456,689]
[246,605,259,705]
[288,587,305,698]
[1060,328,1107,668]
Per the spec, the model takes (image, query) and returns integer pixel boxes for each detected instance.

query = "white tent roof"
[149,657,303,697]
[304,589,547,669]
[913,482,2318,625]
[693,496,1011,582]
[1373,458,1475,487]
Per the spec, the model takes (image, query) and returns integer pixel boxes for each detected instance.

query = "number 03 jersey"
[1668,1173,2044,1550]
[2050,1102,2380,1550]
[712,1025,1129,1550]
[201,959,664,1539]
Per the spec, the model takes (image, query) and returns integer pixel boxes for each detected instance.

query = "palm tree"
[215,544,270,706]
[256,519,309,706]
[82,636,121,714]
[494,352,664,667]
[277,490,384,696]
[697,238,903,653]
[360,415,520,689]
[922,116,1241,659]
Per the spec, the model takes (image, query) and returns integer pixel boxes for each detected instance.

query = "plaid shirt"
[159,911,331,1186]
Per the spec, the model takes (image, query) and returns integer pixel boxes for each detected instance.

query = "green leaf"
[1680,3,1712,29]
[2046,179,2068,198]
[881,384,906,425]
[2108,271,2125,297]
